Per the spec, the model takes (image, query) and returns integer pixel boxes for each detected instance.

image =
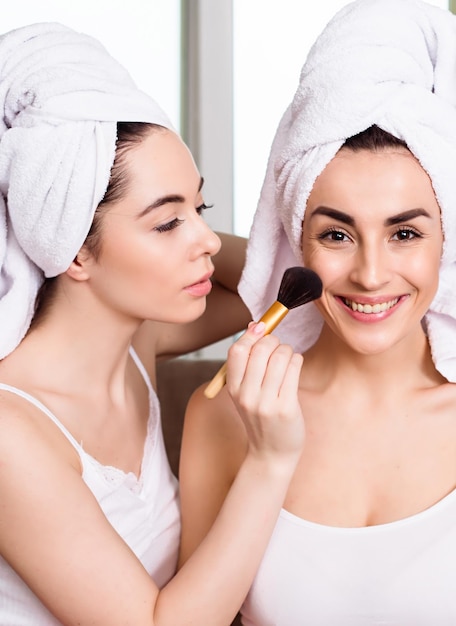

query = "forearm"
[212,232,247,294]
[154,454,296,626]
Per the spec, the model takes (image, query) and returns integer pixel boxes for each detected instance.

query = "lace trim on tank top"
[0,347,159,493]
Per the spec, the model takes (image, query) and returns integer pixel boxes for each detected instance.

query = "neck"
[302,321,442,395]
[6,284,144,398]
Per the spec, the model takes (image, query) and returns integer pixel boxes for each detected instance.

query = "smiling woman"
[179,1,456,624]
[302,133,443,355]
[180,123,454,625]
[302,127,443,357]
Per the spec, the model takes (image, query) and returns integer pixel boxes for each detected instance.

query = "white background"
[3,0,181,128]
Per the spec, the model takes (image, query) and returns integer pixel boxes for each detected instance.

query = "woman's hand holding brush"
[198,267,322,469]
[225,321,306,466]
[204,267,322,399]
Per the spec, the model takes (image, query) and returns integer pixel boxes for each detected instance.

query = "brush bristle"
[277,267,322,310]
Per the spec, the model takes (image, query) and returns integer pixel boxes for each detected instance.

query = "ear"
[65,246,93,282]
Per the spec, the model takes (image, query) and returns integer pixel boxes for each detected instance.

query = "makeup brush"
[203,266,323,399]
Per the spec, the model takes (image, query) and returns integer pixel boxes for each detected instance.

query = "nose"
[349,242,392,291]
[193,215,221,257]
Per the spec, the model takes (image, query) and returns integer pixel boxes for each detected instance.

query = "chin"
[348,336,400,357]
[173,302,207,325]
[332,327,389,353]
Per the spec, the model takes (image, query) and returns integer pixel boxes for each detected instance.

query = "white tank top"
[241,491,456,625]
[0,348,180,625]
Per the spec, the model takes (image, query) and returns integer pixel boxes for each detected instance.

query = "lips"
[184,272,214,297]
[186,272,213,289]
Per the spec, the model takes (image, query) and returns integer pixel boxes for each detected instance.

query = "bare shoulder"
[184,384,248,457]
[0,388,82,494]
[0,389,35,453]
[0,389,84,549]
[0,387,81,557]
[0,386,79,453]
[180,383,248,491]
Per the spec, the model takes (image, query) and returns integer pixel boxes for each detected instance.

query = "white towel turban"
[0,22,173,359]
[238,0,456,382]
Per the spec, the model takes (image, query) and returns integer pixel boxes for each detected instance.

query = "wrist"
[242,448,300,483]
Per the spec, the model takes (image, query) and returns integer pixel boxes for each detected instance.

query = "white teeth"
[346,298,398,313]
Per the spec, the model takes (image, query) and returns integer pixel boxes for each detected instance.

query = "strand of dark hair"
[343,125,408,152]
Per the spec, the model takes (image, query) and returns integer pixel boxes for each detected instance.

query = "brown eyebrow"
[309,206,431,227]
[137,176,204,218]
[384,208,431,226]
[309,207,354,226]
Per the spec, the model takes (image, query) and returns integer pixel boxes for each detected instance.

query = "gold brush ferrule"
[203,300,290,399]
[259,301,289,333]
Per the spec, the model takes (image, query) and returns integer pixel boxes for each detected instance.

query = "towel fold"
[238,0,456,382]
[0,22,172,359]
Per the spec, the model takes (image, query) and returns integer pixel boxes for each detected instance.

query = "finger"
[276,352,304,411]
[254,344,298,408]
[225,321,267,390]
[232,335,281,407]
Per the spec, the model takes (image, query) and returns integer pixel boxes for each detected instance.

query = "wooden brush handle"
[203,362,228,399]
[203,301,288,399]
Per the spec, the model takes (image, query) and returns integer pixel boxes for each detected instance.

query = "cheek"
[404,235,442,279]
[301,233,318,268]
[100,229,163,275]
[302,231,330,272]
[409,253,441,294]
[303,244,346,283]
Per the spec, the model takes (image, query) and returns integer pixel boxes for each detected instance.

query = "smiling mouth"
[342,297,399,313]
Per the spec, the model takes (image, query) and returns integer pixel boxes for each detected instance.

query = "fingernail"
[251,321,266,335]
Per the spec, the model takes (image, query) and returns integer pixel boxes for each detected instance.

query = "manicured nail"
[251,321,266,335]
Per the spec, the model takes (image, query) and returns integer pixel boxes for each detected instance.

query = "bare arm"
[0,326,304,626]
[211,231,248,294]
[178,385,247,565]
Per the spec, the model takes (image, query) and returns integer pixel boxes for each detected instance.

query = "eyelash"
[318,227,349,242]
[196,202,213,215]
[154,203,214,233]
[154,218,185,233]
[391,227,422,241]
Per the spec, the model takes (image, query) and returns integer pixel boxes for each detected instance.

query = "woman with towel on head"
[0,22,306,626]
[179,0,456,623]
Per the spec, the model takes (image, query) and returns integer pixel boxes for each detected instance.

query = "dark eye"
[392,228,421,241]
[329,231,346,241]
[196,203,213,215]
[319,228,349,242]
